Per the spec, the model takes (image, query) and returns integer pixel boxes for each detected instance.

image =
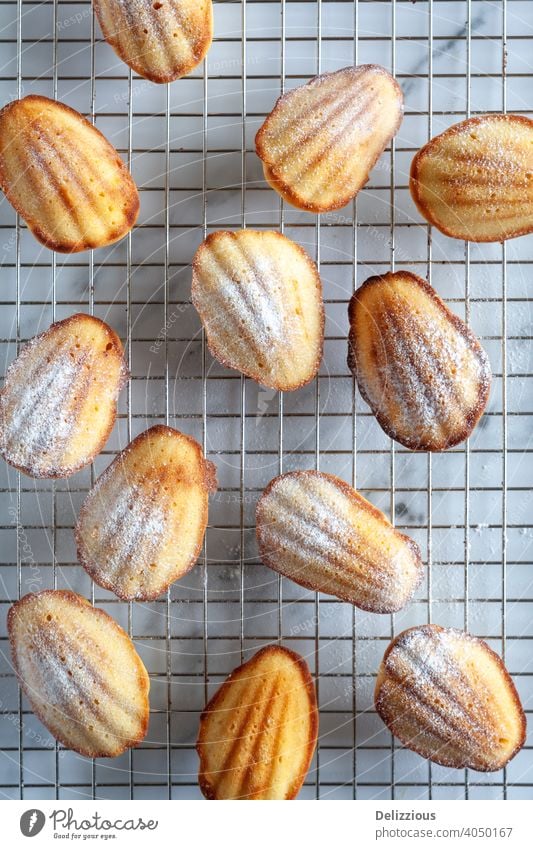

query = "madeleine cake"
[0,95,139,252]
[197,645,318,800]
[94,0,213,83]
[410,114,533,242]
[8,590,150,758]
[191,229,324,391]
[375,625,526,771]
[0,314,128,478]
[348,271,491,451]
[255,64,403,213]
[256,470,423,613]
[76,425,217,601]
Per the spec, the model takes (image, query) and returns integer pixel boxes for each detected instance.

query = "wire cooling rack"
[0,0,532,801]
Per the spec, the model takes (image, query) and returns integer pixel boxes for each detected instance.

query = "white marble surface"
[0,0,532,800]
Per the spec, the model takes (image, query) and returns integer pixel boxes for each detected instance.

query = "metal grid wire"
[0,0,532,801]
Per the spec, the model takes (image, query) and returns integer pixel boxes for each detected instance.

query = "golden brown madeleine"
[0,95,139,252]
[256,470,423,613]
[0,314,128,478]
[375,625,526,771]
[191,230,324,391]
[197,645,318,800]
[8,590,150,758]
[348,271,491,451]
[410,114,533,242]
[76,425,217,601]
[255,64,403,213]
[94,0,213,84]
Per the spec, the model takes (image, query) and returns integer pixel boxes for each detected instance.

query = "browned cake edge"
[0,95,140,253]
[0,313,130,479]
[373,624,527,771]
[255,469,423,611]
[93,0,214,84]
[75,424,218,601]
[191,230,324,391]
[409,113,533,242]
[255,64,404,213]
[196,644,319,800]
[347,270,492,451]
[7,589,150,758]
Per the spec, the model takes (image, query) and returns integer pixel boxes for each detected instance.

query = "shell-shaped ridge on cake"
[410,113,533,242]
[374,624,526,771]
[0,95,139,252]
[76,424,217,601]
[0,313,129,478]
[348,270,491,451]
[8,590,150,758]
[93,0,213,83]
[191,229,324,391]
[197,645,318,800]
[256,470,423,613]
[256,64,404,213]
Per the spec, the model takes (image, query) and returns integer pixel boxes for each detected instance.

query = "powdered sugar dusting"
[257,471,422,612]
[392,626,475,695]
[192,231,323,390]
[378,305,473,430]
[0,339,81,474]
[206,246,285,350]
[0,316,126,477]
[378,625,525,770]
[257,65,403,211]
[95,483,166,570]
[10,591,149,756]
[350,273,491,451]
[79,473,167,599]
